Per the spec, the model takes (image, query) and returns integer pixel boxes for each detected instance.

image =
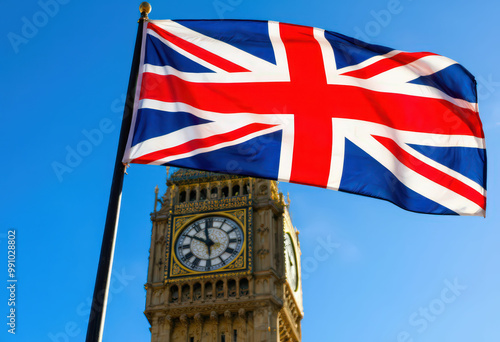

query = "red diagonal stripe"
[341,51,437,79]
[132,122,277,164]
[147,22,249,73]
[374,135,486,210]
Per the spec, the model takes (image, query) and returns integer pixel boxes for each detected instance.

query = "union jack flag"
[123,19,486,216]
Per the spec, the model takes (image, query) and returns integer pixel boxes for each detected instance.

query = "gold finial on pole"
[139,2,152,20]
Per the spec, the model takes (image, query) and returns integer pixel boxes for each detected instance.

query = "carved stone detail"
[210,311,218,323]
[256,224,269,235]
[174,196,250,215]
[179,314,188,325]
[256,248,270,258]
[238,308,246,321]
[165,315,173,329]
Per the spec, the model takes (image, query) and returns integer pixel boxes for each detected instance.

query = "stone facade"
[145,169,303,342]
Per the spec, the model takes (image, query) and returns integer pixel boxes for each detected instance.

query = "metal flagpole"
[85,3,151,341]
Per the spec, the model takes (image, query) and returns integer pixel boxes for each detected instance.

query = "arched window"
[200,188,207,201]
[181,284,191,302]
[232,185,240,196]
[205,282,213,300]
[239,278,249,296]
[242,182,249,195]
[216,280,224,298]
[189,189,197,201]
[170,285,179,303]
[179,191,186,203]
[211,187,218,199]
[193,283,202,301]
[228,279,237,297]
[221,186,229,198]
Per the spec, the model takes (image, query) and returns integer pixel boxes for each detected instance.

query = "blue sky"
[2,0,500,341]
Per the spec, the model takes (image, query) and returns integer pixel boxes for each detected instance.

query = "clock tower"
[145,168,303,342]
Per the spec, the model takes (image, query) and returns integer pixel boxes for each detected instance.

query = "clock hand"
[193,235,213,258]
[204,225,215,247]
[192,236,207,243]
[288,252,293,266]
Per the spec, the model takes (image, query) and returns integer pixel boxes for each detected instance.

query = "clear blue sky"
[2,0,500,341]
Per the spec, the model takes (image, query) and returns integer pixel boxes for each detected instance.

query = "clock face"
[284,233,298,291]
[175,216,244,272]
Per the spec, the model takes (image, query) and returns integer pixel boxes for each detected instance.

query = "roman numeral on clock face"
[225,247,235,254]
[192,258,201,267]
[184,252,194,260]
[205,218,213,228]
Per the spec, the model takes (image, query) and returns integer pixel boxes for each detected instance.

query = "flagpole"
[85,3,151,342]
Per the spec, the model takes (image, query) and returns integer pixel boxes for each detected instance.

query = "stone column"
[210,311,218,342]
[180,314,189,342]
[164,315,174,342]
[247,312,254,342]
[151,315,160,342]
[248,276,254,297]
[224,310,233,342]
[236,308,247,342]
[194,313,203,342]
[201,282,205,302]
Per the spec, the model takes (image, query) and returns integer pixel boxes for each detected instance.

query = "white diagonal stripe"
[150,20,282,74]
[128,100,294,162]
[327,118,485,216]
[369,55,458,83]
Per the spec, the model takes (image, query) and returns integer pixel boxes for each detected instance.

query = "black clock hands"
[205,223,210,240]
[192,236,207,243]
[204,224,214,257]
[288,253,294,267]
[192,225,215,257]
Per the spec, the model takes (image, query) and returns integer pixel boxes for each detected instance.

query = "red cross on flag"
[123,19,486,216]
